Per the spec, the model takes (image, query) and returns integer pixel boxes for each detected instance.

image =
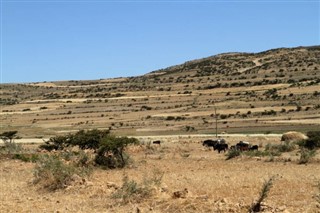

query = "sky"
[1,0,319,83]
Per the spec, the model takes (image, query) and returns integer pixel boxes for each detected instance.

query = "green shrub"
[39,135,70,151]
[71,129,110,150]
[243,150,272,157]
[13,153,39,162]
[226,149,241,160]
[304,131,320,150]
[39,129,110,151]
[38,130,139,170]
[265,141,295,153]
[94,136,139,169]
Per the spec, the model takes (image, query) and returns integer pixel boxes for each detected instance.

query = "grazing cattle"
[236,141,250,151]
[202,139,218,148]
[217,138,226,144]
[152,140,161,145]
[214,143,228,153]
[249,145,259,151]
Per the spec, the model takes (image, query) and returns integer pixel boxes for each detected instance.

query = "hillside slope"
[1,46,319,138]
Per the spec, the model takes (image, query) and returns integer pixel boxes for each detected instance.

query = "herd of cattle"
[202,139,259,153]
[152,139,259,154]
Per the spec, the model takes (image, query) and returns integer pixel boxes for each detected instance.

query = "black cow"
[152,140,161,145]
[214,143,228,153]
[202,139,218,148]
[236,141,250,151]
[249,145,259,151]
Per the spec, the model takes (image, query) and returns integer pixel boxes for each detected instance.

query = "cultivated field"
[1,46,319,138]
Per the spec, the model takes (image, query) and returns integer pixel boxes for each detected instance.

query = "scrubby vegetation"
[39,129,139,169]
[225,149,241,160]
[250,176,275,212]
[111,169,164,204]
[33,153,92,190]
[94,135,138,168]
[298,131,320,150]
[299,148,316,164]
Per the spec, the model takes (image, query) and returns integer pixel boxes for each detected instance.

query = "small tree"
[39,135,71,151]
[71,129,110,150]
[95,136,139,169]
[0,131,18,143]
[39,129,110,151]
[298,131,320,150]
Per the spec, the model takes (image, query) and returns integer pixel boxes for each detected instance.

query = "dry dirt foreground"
[1,136,320,213]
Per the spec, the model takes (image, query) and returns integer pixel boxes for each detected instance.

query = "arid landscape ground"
[1,46,320,212]
[1,135,320,212]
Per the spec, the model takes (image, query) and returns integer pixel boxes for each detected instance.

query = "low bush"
[265,141,295,153]
[33,154,92,190]
[298,148,316,164]
[39,130,139,170]
[111,176,151,204]
[112,169,163,204]
[299,131,320,150]
[226,149,241,160]
[13,153,39,162]
[243,150,276,157]
[2,142,23,154]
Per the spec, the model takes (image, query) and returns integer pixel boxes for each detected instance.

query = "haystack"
[281,131,308,142]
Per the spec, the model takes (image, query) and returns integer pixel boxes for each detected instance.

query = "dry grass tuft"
[249,176,275,212]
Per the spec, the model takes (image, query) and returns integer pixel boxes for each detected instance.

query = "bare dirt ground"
[1,135,319,213]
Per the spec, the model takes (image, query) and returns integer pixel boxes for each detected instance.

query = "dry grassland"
[1,136,320,213]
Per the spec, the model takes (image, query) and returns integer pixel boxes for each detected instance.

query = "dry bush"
[1,142,23,154]
[265,141,295,153]
[225,149,241,160]
[299,148,316,164]
[33,154,92,190]
[250,176,275,212]
[111,169,164,204]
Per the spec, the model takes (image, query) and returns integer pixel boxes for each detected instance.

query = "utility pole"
[214,106,218,138]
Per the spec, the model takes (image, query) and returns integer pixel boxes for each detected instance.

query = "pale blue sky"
[1,0,319,83]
